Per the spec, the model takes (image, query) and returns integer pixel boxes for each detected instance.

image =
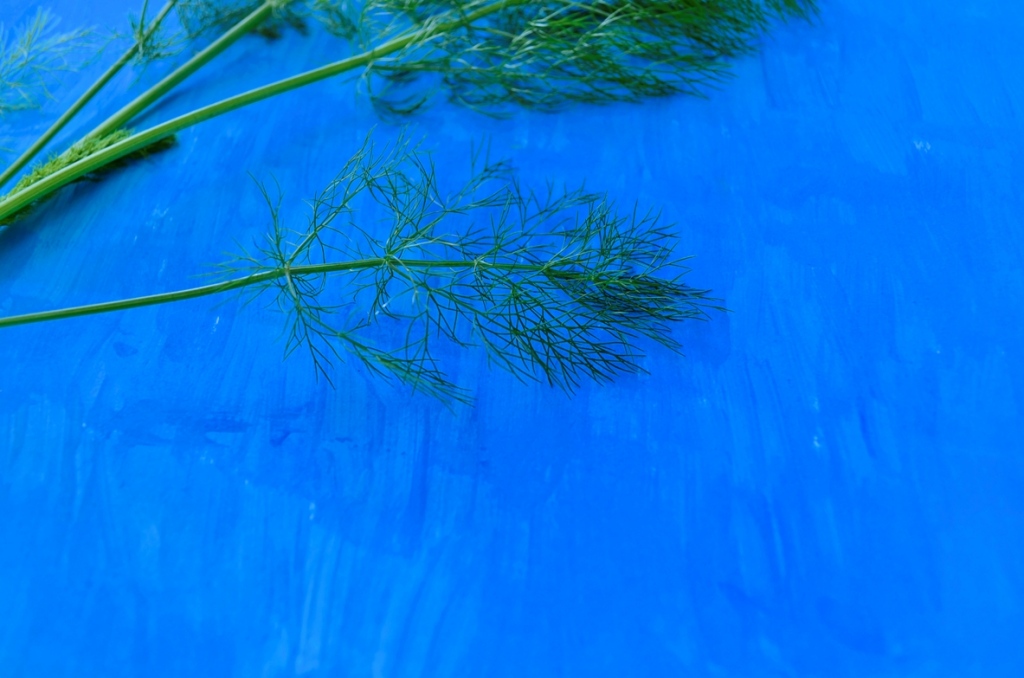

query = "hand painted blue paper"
[1,0,1023,676]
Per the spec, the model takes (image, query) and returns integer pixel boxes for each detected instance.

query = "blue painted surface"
[1,1,1023,675]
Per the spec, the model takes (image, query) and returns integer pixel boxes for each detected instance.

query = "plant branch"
[83,0,282,142]
[0,134,722,402]
[0,1,179,190]
[0,257,620,329]
[0,1,815,228]
[0,0,525,224]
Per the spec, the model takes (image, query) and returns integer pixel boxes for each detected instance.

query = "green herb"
[0,136,721,404]
[0,8,93,119]
[0,0,812,402]
[0,0,816,220]
[0,2,177,188]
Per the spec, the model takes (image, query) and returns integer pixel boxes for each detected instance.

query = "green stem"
[0,257,557,329]
[0,0,179,190]
[0,0,525,224]
[83,0,281,142]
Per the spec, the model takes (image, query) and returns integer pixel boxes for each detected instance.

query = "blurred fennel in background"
[0,0,817,218]
[0,0,815,403]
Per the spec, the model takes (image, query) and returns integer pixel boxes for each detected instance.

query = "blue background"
[2,0,1023,675]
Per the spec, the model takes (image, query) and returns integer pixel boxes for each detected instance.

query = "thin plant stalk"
[83,0,280,141]
[0,0,524,223]
[0,0,816,225]
[0,257,605,328]
[0,133,722,402]
[0,0,179,190]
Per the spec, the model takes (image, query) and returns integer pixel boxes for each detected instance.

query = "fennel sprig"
[0,8,92,119]
[0,1,179,189]
[0,136,721,404]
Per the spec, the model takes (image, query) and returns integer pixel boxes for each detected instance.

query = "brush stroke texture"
[1,0,1023,675]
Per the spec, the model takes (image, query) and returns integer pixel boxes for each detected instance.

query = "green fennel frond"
[174,0,359,42]
[0,135,721,405]
[362,0,817,114]
[0,8,92,118]
[113,0,356,71]
[176,0,292,38]
[227,135,722,403]
[125,0,189,64]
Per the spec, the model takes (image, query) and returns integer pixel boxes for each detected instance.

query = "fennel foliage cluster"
[237,138,722,403]
[0,0,815,403]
